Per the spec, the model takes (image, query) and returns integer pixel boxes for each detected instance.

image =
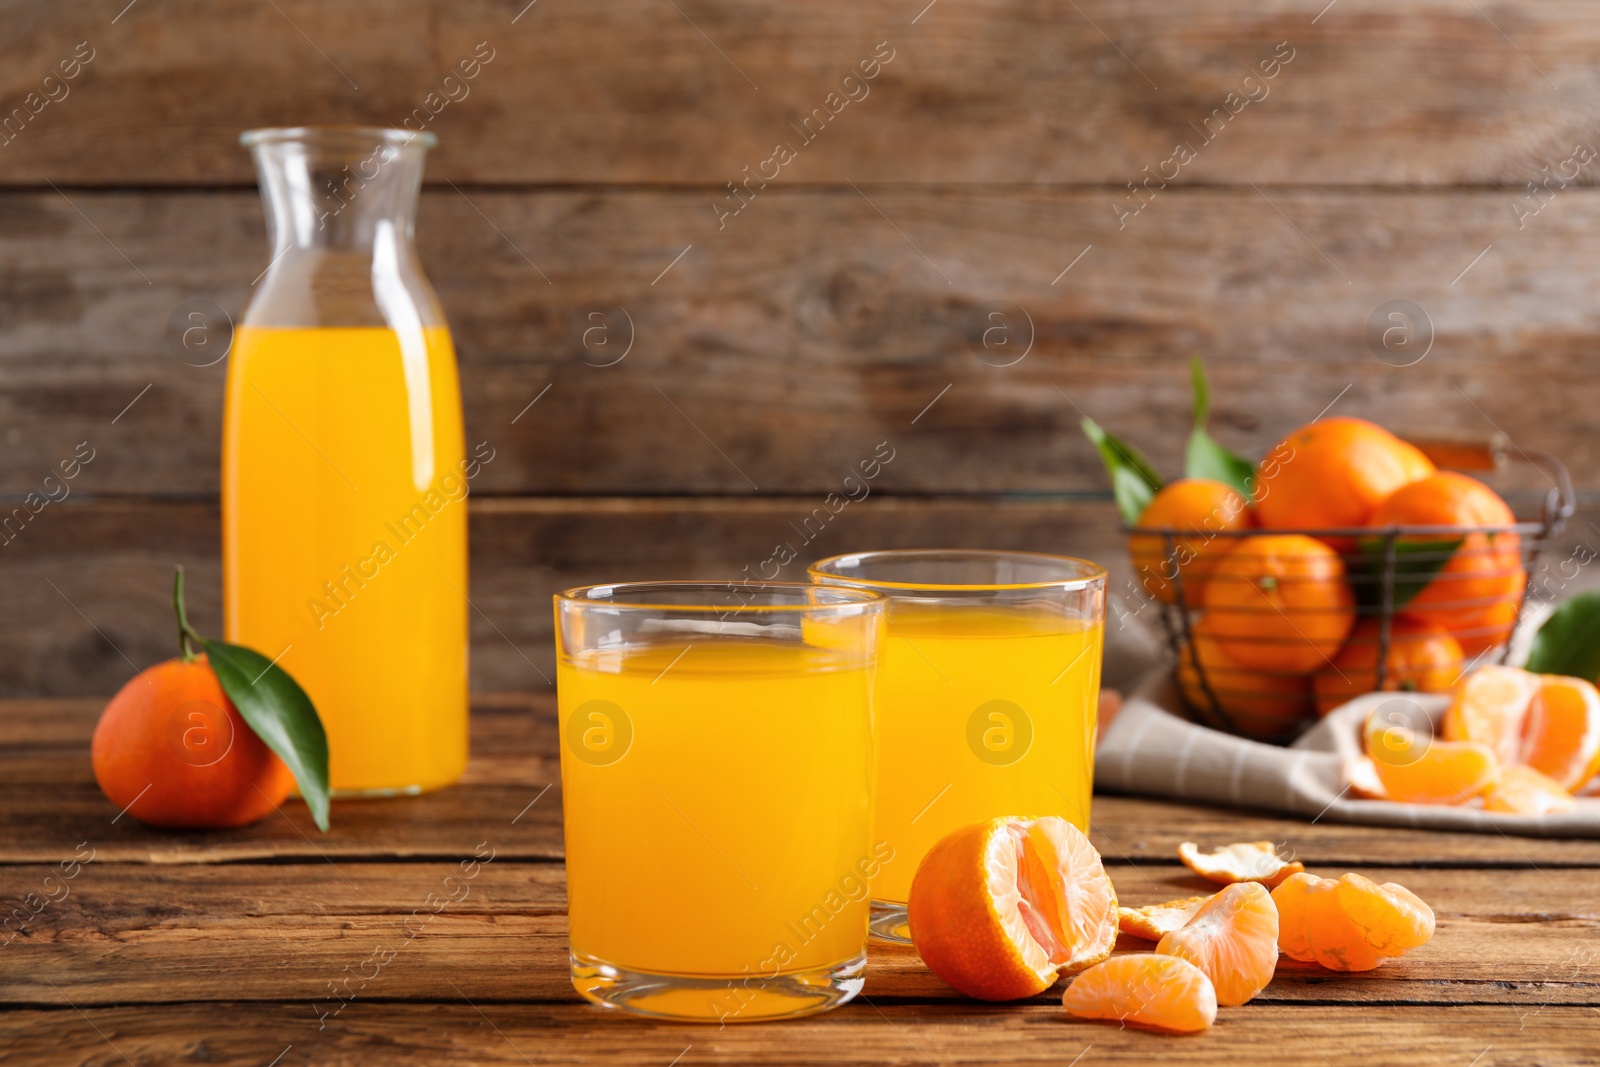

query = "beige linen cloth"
[1095,640,1600,837]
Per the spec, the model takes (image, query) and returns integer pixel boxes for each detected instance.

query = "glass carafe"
[225,126,468,795]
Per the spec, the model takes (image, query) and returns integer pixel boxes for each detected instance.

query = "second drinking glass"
[808,550,1107,942]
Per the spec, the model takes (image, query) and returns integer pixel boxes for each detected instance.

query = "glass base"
[869,899,912,944]
[571,949,865,1022]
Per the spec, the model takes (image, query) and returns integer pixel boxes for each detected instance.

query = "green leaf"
[1527,590,1600,680]
[1081,416,1163,525]
[1351,534,1466,612]
[201,638,331,832]
[1184,357,1256,497]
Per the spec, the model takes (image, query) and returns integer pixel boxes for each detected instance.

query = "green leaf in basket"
[1526,590,1600,681]
[1352,534,1466,612]
[1184,357,1256,498]
[172,568,331,832]
[1081,415,1163,525]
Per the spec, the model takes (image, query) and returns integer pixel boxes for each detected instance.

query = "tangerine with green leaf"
[91,568,330,830]
[1368,472,1525,654]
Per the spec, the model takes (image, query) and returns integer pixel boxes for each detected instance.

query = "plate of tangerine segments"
[1087,364,1574,744]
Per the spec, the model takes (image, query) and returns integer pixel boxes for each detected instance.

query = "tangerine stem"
[173,566,200,662]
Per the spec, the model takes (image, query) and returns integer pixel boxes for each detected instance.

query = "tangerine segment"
[1521,676,1600,791]
[1201,534,1356,674]
[1178,840,1304,888]
[1272,872,1434,971]
[1061,953,1218,1033]
[1157,882,1279,1006]
[1118,896,1211,941]
[1441,664,1541,766]
[1485,765,1576,816]
[907,816,1118,1001]
[1130,478,1254,605]
[1335,874,1435,958]
[1363,709,1498,805]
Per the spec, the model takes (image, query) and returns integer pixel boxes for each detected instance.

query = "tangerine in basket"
[1061,953,1217,1033]
[1368,472,1525,654]
[1254,417,1435,535]
[907,816,1118,1001]
[1157,881,1280,1005]
[1177,617,1315,737]
[1272,871,1434,971]
[1130,478,1254,605]
[1311,617,1465,716]
[1201,534,1357,674]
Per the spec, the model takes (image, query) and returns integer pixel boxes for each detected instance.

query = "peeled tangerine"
[1445,666,1600,792]
[1272,872,1434,971]
[907,816,1118,1001]
[1157,882,1280,1006]
[1062,954,1218,1033]
[1485,765,1576,816]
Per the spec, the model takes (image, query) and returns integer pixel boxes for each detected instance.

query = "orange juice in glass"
[555,582,885,1022]
[226,127,468,794]
[809,550,1106,942]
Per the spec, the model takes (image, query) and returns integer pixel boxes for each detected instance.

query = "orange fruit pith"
[1254,417,1435,536]
[1130,478,1254,605]
[1370,472,1525,654]
[1272,872,1434,972]
[1363,706,1497,805]
[91,656,294,828]
[1157,881,1279,1006]
[1312,617,1465,716]
[907,816,1118,1002]
[1201,534,1357,674]
[1485,765,1575,815]
[1061,953,1218,1033]
[1177,617,1314,738]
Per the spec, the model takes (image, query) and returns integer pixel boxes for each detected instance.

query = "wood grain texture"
[1,2,1599,187]
[5,187,1600,497]
[1,1002,1594,1066]
[3,861,1597,1007]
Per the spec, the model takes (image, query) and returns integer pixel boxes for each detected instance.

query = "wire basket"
[1128,445,1575,743]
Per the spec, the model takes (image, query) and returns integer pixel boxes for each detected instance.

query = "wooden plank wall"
[2,0,1599,695]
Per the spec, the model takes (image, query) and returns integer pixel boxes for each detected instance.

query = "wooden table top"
[6,694,1598,1065]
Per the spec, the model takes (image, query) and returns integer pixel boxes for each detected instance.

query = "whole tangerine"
[1368,472,1525,654]
[92,655,294,828]
[1201,534,1357,674]
[1129,478,1254,605]
[1254,417,1435,536]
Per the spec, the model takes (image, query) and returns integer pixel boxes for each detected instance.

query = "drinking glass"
[555,581,886,1022]
[808,550,1106,942]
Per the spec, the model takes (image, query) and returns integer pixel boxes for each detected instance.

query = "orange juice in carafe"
[227,128,468,793]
